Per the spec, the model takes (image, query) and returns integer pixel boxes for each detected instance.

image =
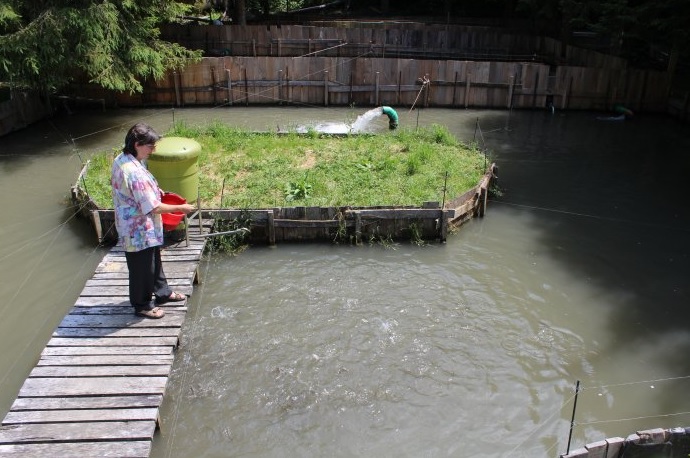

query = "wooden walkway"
[0,222,210,457]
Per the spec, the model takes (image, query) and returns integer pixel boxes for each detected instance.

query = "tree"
[0,0,202,94]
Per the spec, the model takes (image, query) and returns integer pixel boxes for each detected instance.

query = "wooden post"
[563,76,573,110]
[173,71,181,107]
[439,209,451,243]
[211,66,217,105]
[278,69,283,103]
[397,70,402,105]
[532,72,539,108]
[278,38,282,57]
[91,210,103,245]
[267,210,275,245]
[354,211,362,245]
[424,74,430,107]
[452,71,458,107]
[507,75,515,109]
[252,39,256,57]
[464,72,471,108]
[349,71,354,105]
[286,66,292,104]
[375,72,380,106]
[226,69,233,106]
[480,187,488,217]
[324,70,329,107]
[244,67,249,106]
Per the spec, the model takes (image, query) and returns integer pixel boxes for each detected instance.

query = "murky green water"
[0,106,688,457]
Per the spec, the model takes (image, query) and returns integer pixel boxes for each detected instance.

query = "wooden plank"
[95,262,198,276]
[37,354,174,366]
[41,346,173,356]
[29,365,171,377]
[85,277,189,287]
[102,253,202,263]
[74,295,193,307]
[17,377,168,397]
[68,306,187,315]
[47,336,178,347]
[273,219,342,228]
[73,297,131,307]
[3,408,159,425]
[346,208,443,218]
[53,327,182,338]
[0,441,151,457]
[10,395,163,411]
[0,420,156,444]
[79,285,193,297]
[58,314,185,328]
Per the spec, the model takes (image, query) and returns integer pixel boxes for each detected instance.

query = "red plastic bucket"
[161,192,186,231]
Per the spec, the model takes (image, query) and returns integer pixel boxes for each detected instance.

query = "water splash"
[350,108,383,132]
[295,108,382,134]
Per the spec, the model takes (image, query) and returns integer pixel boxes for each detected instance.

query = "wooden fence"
[61,23,670,113]
[161,23,629,69]
[105,55,669,113]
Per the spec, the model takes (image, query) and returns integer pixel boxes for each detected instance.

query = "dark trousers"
[124,246,172,309]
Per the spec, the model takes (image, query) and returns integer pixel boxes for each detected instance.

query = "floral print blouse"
[111,152,163,252]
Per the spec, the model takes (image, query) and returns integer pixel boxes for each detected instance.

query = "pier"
[0,223,209,457]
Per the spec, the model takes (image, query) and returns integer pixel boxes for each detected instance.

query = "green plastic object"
[147,137,201,203]
[381,106,399,130]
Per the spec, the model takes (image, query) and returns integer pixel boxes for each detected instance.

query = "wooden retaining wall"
[0,90,52,137]
[71,161,496,246]
[561,427,690,458]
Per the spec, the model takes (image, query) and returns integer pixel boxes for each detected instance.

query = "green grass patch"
[81,122,488,209]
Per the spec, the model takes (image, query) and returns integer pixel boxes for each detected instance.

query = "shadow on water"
[486,111,690,442]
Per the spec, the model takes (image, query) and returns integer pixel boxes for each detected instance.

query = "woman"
[112,123,196,318]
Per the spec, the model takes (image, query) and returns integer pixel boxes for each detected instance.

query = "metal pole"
[566,380,581,455]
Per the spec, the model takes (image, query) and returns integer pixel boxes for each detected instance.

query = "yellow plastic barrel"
[147,137,201,203]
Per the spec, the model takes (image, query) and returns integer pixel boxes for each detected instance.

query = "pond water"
[0,105,688,457]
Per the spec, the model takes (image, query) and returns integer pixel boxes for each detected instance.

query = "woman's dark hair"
[123,123,161,156]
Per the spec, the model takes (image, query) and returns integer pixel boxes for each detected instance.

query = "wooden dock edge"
[560,427,690,458]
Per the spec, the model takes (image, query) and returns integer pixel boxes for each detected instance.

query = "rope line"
[488,199,690,233]
[0,201,90,263]
[293,41,349,58]
[581,374,690,391]
[576,411,690,426]
[164,239,217,457]
[0,219,106,389]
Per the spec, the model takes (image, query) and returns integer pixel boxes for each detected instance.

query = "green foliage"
[81,123,488,210]
[0,0,202,93]
[284,175,313,201]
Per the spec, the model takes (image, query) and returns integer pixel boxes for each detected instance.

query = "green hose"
[381,106,399,130]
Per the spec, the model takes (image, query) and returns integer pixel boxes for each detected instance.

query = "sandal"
[155,291,186,305]
[136,307,166,319]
